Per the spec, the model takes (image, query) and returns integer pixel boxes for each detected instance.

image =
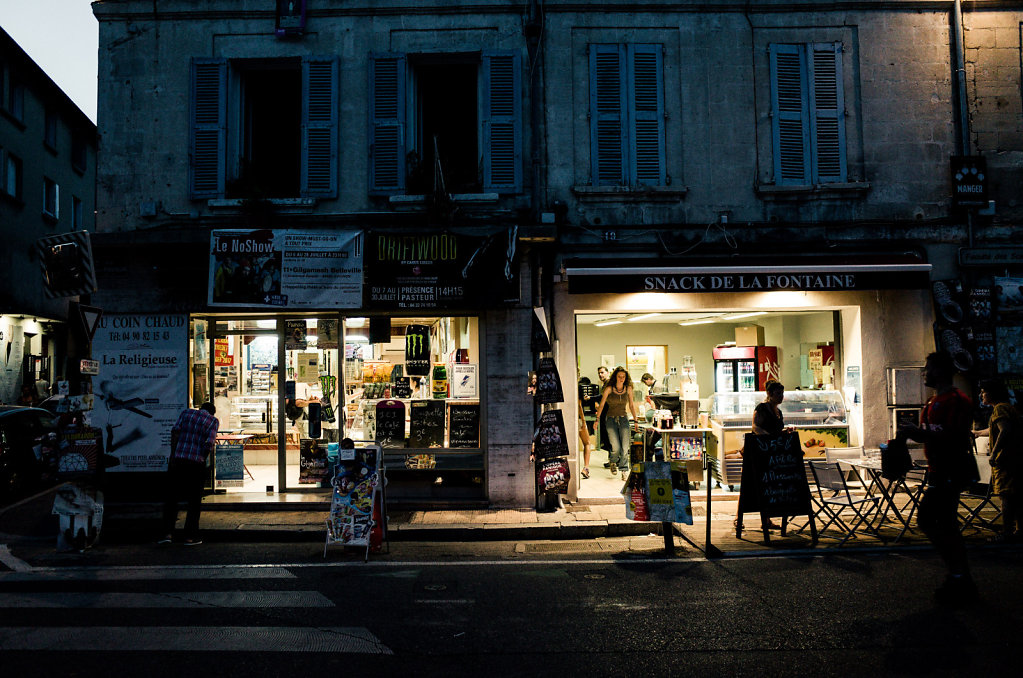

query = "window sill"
[387,193,500,209]
[572,186,687,203]
[755,182,871,201]
[208,197,318,212]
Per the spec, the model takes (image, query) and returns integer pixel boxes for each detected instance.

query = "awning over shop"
[564,254,931,294]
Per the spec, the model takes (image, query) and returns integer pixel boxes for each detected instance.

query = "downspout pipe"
[951,0,974,246]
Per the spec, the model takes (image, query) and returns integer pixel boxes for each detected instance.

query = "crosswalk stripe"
[0,591,334,608]
[0,566,296,582]
[0,626,393,653]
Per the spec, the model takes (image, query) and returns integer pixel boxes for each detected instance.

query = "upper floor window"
[71,133,88,173]
[189,56,338,200]
[72,195,84,229]
[44,110,58,151]
[43,177,59,219]
[588,44,665,187]
[769,43,847,185]
[369,50,522,196]
[2,150,22,200]
[7,79,24,122]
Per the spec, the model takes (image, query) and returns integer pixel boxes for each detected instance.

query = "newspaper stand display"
[325,443,386,560]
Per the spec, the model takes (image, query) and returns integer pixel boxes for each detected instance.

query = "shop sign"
[960,247,1023,267]
[950,156,988,207]
[567,268,931,294]
[366,230,519,309]
[79,359,100,375]
[208,229,363,308]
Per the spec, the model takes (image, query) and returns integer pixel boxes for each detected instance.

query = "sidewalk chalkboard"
[375,400,406,448]
[737,432,816,542]
[448,403,480,448]
[409,399,445,448]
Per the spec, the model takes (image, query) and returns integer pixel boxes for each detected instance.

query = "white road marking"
[0,626,392,653]
[413,599,474,604]
[0,591,334,608]
[0,545,32,572]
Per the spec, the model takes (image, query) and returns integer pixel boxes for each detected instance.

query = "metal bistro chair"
[809,460,884,545]
[959,452,1001,534]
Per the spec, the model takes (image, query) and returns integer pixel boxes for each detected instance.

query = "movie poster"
[209,230,363,308]
[90,314,189,472]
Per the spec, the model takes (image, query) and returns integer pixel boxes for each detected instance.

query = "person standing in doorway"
[159,402,219,546]
[898,351,977,603]
[974,378,1022,542]
[595,365,613,467]
[595,367,639,480]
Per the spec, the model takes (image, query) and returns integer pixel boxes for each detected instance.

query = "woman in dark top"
[753,380,786,435]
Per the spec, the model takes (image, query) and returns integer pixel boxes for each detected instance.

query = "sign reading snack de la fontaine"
[565,262,931,294]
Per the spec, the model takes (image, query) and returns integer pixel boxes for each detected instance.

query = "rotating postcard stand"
[325,443,386,560]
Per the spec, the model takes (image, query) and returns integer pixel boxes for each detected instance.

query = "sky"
[1,0,99,122]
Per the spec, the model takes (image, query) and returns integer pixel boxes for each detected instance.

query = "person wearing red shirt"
[899,351,976,603]
[158,402,218,546]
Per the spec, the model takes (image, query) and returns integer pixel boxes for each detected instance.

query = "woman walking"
[594,367,639,481]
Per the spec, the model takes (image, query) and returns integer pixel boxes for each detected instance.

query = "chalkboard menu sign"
[375,400,406,448]
[535,357,564,404]
[391,380,413,399]
[448,403,481,448]
[404,324,430,376]
[737,432,814,535]
[532,409,569,459]
[409,399,445,448]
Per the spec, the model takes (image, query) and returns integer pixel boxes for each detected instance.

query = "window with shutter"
[302,56,339,198]
[589,44,664,187]
[769,42,846,186]
[369,54,406,195]
[189,58,226,199]
[481,51,522,193]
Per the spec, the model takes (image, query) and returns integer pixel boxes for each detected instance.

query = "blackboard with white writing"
[375,400,406,449]
[409,399,445,448]
[448,403,480,448]
[737,432,813,519]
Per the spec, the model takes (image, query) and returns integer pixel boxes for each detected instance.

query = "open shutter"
[369,53,406,195]
[769,44,810,185]
[627,44,665,186]
[809,42,847,183]
[301,56,339,199]
[589,44,627,186]
[481,50,522,193]
[189,58,226,198]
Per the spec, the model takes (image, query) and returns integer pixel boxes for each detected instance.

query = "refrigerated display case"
[706,389,849,485]
[712,345,780,392]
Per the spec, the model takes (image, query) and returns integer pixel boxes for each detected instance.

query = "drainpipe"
[525,0,544,223]
[952,0,973,246]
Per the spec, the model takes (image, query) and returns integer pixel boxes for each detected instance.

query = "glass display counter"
[707,390,849,472]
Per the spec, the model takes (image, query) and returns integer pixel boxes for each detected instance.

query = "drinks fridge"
[712,345,780,392]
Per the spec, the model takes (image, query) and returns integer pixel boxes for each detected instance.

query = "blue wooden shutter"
[189,58,226,198]
[809,42,847,183]
[589,44,627,186]
[769,44,810,185]
[369,53,405,195]
[481,50,522,193]
[301,56,339,198]
[627,44,665,186]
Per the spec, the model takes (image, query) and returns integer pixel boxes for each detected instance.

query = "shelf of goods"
[706,389,849,484]
[642,426,710,487]
[230,395,275,433]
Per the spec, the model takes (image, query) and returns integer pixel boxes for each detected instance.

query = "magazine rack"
[325,443,386,560]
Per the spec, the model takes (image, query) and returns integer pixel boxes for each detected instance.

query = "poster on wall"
[993,277,1023,320]
[317,319,339,349]
[449,364,478,398]
[366,230,519,309]
[215,441,245,488]
[214,338,232,367]
[532,409,569,459]
[996,326,1023,374]
[285,320,308,350]
[534,357,564,404]
[0,316,26,403]
[90,313,189,472]
[296,352,319,383]
[208,229,363,308]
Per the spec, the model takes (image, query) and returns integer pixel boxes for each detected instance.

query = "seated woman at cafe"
[975,378,1022,542]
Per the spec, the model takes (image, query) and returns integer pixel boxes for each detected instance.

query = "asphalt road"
[1,539,1020,677]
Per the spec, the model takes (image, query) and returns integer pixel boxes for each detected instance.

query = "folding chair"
[789,459,823,534]
[809,460,884,545]
[959,453,1001,533]
[825,447,867,490]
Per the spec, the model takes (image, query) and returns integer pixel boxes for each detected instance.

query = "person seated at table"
[974,378,1022,542]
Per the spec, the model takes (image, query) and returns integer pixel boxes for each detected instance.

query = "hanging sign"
[532,409,569,459]
[299,439,329,484]
[950,156,988,207]
[531,307,552,353]
[404,324,431,377]
[209,229,363,308]
[214,338,232,367]
[534,357,564,404]
[537,457,570,492]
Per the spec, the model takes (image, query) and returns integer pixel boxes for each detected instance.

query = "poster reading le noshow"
[90,313,189,472]
[209,230,363,308]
